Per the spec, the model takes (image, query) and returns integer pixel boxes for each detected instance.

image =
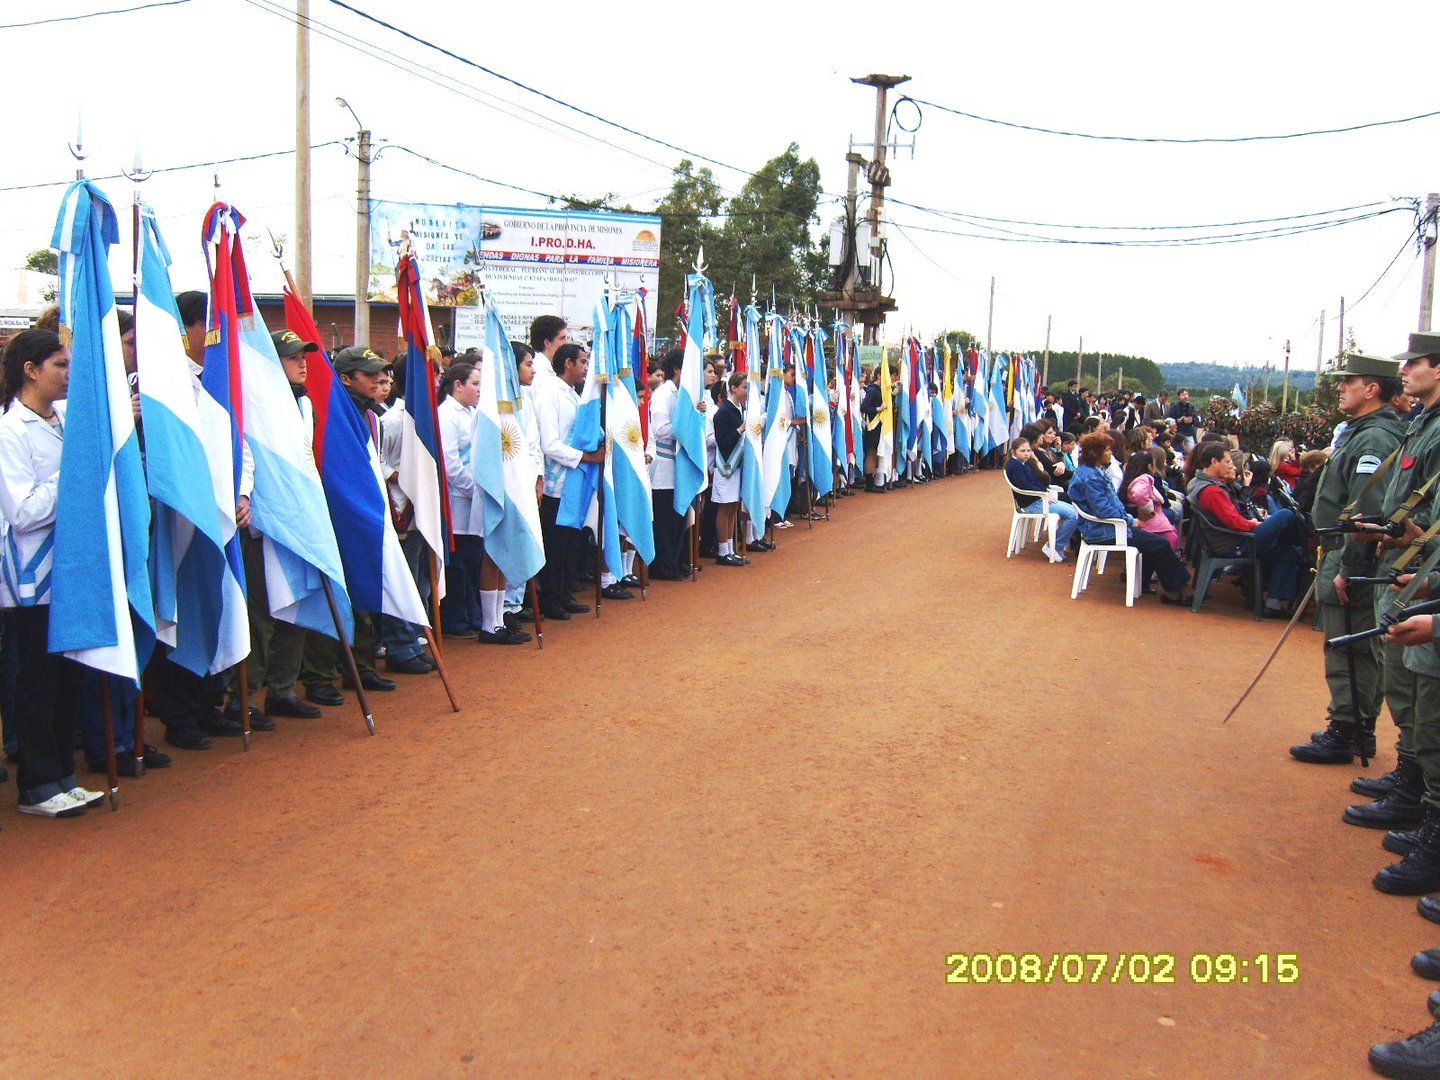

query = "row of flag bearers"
[1,175,1044,819]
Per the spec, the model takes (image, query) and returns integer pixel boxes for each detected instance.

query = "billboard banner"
[368,201,660,344]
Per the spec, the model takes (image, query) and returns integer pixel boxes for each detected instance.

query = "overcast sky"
[2,0,1436,368]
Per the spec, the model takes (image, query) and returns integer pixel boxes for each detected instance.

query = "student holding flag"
[710,372,749,566]
[0,330,106,817]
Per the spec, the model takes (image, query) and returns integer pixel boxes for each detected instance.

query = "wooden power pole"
[1041,314,1051,388]
[1421,192,1439,332]
[293,0,312,308]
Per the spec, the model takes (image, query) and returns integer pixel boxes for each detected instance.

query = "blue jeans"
[80,668,139,766]
[1252,509,1303,602]
[380,531,430,662]
[1021,498,1079,551]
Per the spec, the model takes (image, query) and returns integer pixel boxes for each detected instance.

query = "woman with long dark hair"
[0,330,105,817]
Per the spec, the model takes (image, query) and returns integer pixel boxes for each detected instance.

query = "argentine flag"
[740,305,767,530]
[135,203,248,675]
[605,298,655,564]
[1232,382,1247,411]
[472,292,546,584]
[807,327,834,497]
[762,315,792,518]
[49,180,155,681]
[672,273,713,517]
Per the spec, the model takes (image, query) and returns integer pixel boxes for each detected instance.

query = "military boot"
[1430,988,1440,1019]
[1291,720,1361,765]
[1370,1015,1440,1079]
[1355,755,1413,800]
[1419,895,1440,927]
[1346,756,1426,830]
[1416,948,1440,981]
[1389,824,1428,857]
[1376,814,1440,895]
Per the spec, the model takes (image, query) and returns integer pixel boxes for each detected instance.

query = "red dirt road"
[0,473,1426,1078]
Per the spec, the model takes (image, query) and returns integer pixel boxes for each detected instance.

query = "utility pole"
[1116,365,1123,393]
[1338,296,1346,362]
[985,276,994,355]
[1420,192,1439,332]
[1097,353,1104,392]
[338,98,371,348]
[1076,336,1083,383]
[1041,314,1051,388]
[1316,309,1325,376]
[1281,338,1292,413]
[820,75,908,344]
[293,0,312,309]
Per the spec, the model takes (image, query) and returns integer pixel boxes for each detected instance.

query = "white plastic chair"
[1070,505,1141,606]
[1003,478,1059,558]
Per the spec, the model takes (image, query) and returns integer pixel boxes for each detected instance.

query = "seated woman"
[1186,441,1305,617]
[1121,448,1181,552]
[1269,438,1301,491]
[1005,436,1078,563]
[1070,432,1191,601]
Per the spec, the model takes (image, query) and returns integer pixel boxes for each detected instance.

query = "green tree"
[24,249,57,276]
[652,159,725,325]
[717,143,822,318]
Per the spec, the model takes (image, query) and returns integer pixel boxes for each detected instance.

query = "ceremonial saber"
[1221,575,1317,724]
[100,675,119,811]
[321,577,375,735]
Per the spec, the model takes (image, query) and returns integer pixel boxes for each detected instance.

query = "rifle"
[1314,514,1405,539]
[1326,596,1440,651]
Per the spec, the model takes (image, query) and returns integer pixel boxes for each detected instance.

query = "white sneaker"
[18,791,88,818]
[1043,544,1065,563]
[67,786,106,809]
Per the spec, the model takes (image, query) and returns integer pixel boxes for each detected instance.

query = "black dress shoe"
[600,584,633,600]
[345,671,396,692]
[562,598,591,614]
[141,744,171,769]
[223,700,275,731]
[200,712,244,737]
[164,726,211,751]
[746,540,775,552]
[305,684,345,707]
[385,656,433,675]
[715,553,747,567]
[540,606,572,620]
[266,693,322,719]
[477,626,529,645]
[88,756,139,778]
[619,574,641,588]
[511,608,535,624]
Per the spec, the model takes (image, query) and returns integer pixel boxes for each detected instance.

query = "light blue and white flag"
[762,314,791,518]
[806,325,834,497]
[136,203,248,675]
[49,180,155,681]
[1232,382,1247,411]
[605,294,655,564]
[471,291,546,584]
[987,352,1011,451]
[203,203,350,639]
[672,273,713,516]
[740,304,768,530]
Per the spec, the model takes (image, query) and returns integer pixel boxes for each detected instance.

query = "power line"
[324,0,756,180]
[240,0,687,183]
[0,141,346,194]
[885,195,1412,233]
[889,206,1411,248]
[0,0,190,29]
[1349,228,1420,312]
[902,95,1440,144]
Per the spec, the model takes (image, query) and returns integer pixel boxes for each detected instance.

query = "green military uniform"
[1313,405,1406,726]
[1380,396,1440,811]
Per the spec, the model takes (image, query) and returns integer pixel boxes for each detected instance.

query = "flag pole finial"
[68,112,86,180]
[751,274,757,305]
[693,246,707,275]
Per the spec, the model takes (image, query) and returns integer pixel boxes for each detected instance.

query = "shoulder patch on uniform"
[1356,454,1383,474]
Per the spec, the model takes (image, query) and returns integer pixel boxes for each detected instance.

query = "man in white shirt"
[533,340,605,619]
[647,348,688,579]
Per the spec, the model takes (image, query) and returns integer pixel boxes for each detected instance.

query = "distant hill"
[1156,362,1315,394]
